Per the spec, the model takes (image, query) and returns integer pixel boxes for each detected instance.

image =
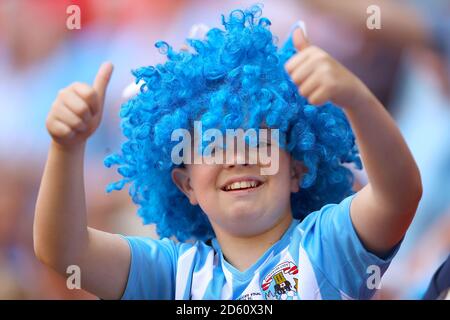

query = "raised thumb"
[293,27,310,51]
[93,62,113,111]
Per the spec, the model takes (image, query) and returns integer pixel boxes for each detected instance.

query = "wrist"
[344,80,377,112]
[51,139,86,155]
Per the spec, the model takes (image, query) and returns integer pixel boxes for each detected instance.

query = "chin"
[224,205,269,224]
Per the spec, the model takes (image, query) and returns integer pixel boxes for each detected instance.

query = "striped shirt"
[121,195,399,300]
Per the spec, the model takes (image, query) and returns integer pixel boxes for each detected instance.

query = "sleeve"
[423,255,450,300]
[119,236,178,300]
[299,194,402,300]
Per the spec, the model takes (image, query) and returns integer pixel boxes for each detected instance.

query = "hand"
[285,29,372,110]
[46,62,113,149]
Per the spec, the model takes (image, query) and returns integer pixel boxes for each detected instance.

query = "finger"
[61,88,93,122]
[293,28,310,51]
[71,82,98,114]
[299,71,322,97]
[285,49,313,74]
[285,46,319,74]
[55,105,88,132]
[50,119,75,139]
[308,87,329,106]
[93,62,113,110]
[290,60,317,86]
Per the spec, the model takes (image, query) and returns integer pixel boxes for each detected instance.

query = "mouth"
[220,177,265,192]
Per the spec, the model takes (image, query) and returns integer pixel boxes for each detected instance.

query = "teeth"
[225,180,259,191]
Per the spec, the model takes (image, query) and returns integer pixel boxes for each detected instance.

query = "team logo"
[261,261,298,300]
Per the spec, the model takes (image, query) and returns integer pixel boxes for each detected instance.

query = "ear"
[290,159,306,193]
[171,167,198,205]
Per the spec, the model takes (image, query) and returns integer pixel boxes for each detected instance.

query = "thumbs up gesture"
[285,29,371,110]
[46,62,113,148]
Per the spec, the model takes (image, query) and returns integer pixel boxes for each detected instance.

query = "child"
[34,6,422,300]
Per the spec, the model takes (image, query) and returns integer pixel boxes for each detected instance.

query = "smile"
[220,177,264,192]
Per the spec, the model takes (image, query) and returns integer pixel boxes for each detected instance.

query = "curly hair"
[104,5,362,241]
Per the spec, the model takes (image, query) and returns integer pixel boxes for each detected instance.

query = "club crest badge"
[261,261,299,300]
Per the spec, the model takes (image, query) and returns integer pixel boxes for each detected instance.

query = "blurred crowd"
[0,0,449,299]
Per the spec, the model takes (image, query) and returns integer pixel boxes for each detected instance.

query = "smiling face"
[171,143,305,237]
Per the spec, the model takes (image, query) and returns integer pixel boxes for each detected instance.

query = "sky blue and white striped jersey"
[120,195,399,300]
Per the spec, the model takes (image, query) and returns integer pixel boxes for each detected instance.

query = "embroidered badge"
[261,261,299,300]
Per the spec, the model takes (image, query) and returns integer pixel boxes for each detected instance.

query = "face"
[172,141,304,237]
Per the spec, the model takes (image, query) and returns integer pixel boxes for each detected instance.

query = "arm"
[34,63,131,299]
[285,30,422,256]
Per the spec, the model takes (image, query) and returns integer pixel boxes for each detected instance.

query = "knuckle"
[84,86,96,98]
[299,87,308,97]
[73,101,90,115]
[45,117,53,131]
[80,83,92,93]
[70,82,85,93]
[60,128,73,138]
[73,118,85,129]
[57,89,66,98]
[71,82,83,88]
[48,121,69,138]
[73,82,96,99]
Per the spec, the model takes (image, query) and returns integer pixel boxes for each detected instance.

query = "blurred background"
[0,0,449,299]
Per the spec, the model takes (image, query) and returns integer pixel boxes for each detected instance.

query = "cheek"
[189,166,220,197]
[272,152,298,193]
[188,166,223,218]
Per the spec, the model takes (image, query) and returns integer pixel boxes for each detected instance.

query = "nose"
[223,154,250,169]
[222,142,253,169]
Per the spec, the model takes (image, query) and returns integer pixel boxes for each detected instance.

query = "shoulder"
[297,194,356,233]
[122,235,212,258]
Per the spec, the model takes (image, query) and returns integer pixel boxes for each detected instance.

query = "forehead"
[190,126,281,144]
[184,146,292,170]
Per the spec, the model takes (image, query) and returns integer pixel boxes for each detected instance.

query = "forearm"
[34,139,131,299]
[286,26,422,253]
[344,87,422,212]
[34,64,131,298]
[33,141,89,272]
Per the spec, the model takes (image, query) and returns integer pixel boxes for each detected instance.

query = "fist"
[285,29,370,110]
[46,62,113,148]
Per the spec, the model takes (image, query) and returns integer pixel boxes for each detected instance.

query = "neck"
[213,212,293,272]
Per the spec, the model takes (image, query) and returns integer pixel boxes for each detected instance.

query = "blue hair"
[104,5,362,241]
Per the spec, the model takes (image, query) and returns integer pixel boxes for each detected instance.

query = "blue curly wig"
[104,5,362,241]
